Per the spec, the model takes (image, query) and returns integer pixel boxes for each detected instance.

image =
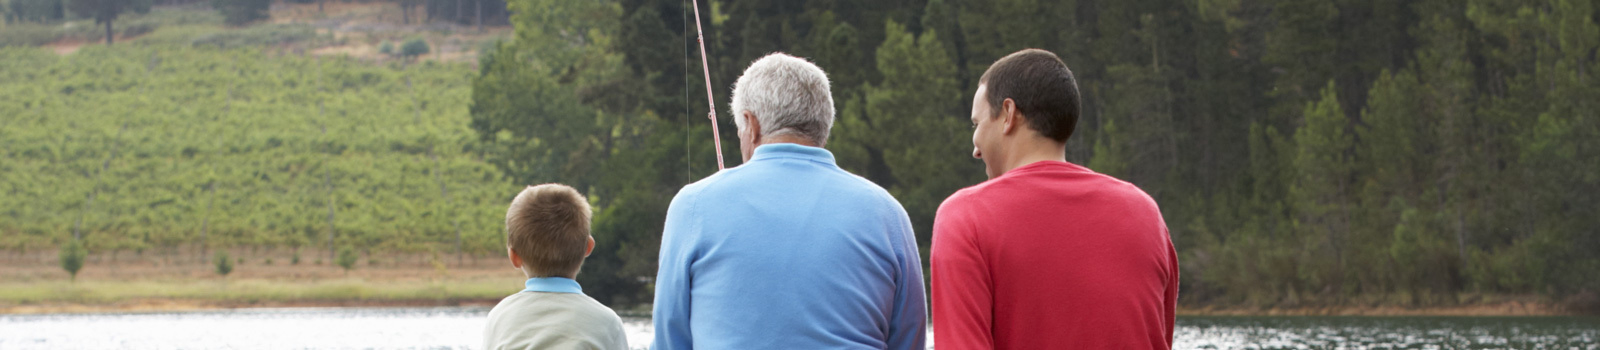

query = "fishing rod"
[689,0,726,170]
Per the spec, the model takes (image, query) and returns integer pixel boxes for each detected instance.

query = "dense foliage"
[473,0,1599,308]
[336,245,357,273]
[421,0,508,28]
[399,38,429,59]
[0,44,518,268]
[58,239,85,281]
[214,250,232,276]
[5,0,67,23]
[210,0,267,26]
[1,6,223,48]
[65,0,150,45]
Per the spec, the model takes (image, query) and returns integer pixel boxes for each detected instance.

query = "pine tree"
[859,20,974,250]
[65,0,146,45]
[1290,82,1355,294]
[59,239,86,282]
[1090,62,1175,193]
[212,0,270,26]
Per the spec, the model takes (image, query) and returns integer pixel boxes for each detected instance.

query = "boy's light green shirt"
[482,277,628,350]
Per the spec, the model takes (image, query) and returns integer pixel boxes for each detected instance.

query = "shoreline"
[0,298,504,315]
[2,259,1588,317]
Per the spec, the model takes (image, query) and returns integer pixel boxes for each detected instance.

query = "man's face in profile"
[970,84,1002,179]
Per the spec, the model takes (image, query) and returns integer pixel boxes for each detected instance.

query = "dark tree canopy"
[65,0,148,44]
[469,0,1600,309]
[212,0,269,26]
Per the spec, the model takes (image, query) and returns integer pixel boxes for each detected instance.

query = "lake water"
[1,307,1596,349]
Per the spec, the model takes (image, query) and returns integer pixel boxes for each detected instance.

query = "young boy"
[483,183,627,350]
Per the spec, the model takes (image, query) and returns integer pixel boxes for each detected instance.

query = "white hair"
[729,52,835,146]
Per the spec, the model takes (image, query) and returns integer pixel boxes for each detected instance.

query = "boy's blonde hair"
[505,183,592,278]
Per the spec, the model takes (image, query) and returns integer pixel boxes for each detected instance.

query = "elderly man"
[652,53,927,349]
[932,49,1179,349]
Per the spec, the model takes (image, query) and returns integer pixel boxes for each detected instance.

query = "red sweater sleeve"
[1163,225,1180,349]
[931,197,994,350]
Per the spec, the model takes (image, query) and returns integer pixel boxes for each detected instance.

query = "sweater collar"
[522,277,583,294]
[749,143,836,165]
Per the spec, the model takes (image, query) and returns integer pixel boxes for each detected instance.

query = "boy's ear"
[508,246,523,269]
[584,236,595,258]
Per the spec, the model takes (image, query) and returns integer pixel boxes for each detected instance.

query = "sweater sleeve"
[652,190,698,350]
[885,202,928,350]
[930,197,994,350]
[1163,225,1179,349]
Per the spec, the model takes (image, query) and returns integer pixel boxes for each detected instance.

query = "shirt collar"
[1005,160,1091,176]
[750,143,836,166]
[522,277,584,294]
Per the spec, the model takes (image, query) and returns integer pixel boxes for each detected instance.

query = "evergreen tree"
[66,0,147,45]
[1089,62,1175,194]
[1289,82,1355,293]
[212,0,270,26]
[59,239,86,282]
[8,0,65,22]
[336,246,357,275]
[856,20,974,252]
[214,250,234,277]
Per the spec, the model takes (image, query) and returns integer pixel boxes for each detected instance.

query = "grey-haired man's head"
[729,52,835,161]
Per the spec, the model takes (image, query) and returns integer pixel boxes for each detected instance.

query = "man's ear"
[743,111,762,144]
[507,246,523,269]
[1000,98,1020,135]
[585,236,595,258]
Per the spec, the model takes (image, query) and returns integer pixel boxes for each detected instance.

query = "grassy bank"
[0,276,1576,317]
[0,249,534,314]
[0,251,1584,316]
[0,278,520,304]
[0,276,524,314]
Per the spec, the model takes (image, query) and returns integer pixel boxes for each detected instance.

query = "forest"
[2,0,1597,312]
[471,0,1599,309]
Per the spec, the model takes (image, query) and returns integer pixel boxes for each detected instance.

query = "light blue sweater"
[651,143,927,349]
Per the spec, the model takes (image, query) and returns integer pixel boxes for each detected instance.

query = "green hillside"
[0,44,516,262]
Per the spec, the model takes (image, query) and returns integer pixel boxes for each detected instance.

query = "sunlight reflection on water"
[1176,316,1600,350]
[1,308,1596,349]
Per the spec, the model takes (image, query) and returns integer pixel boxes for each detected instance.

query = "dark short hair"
[978,49,1082,142]
[506,183,592,278]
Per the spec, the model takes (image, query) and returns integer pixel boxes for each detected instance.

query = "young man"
[931,49,1179,349]
[652,53,926,349]
[483,183,627,350]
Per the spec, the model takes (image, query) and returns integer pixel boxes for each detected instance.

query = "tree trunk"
[475,0,482,33]
[104,19,113,45]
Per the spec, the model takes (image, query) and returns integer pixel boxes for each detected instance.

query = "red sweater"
[931,161,1178,349]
